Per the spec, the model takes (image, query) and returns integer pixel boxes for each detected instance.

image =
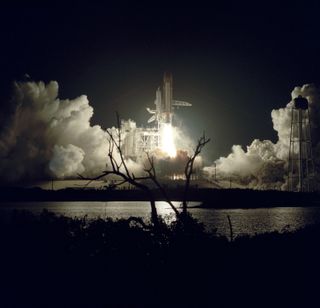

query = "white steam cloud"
[49,144,85,178]
[0,81,109,182]
[204,84,320,189]
[2,79,318,188]
[0,80,196,183]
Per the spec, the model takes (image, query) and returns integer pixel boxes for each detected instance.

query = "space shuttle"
[147,72,192,125]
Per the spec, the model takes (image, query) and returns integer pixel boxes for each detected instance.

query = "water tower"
[288,95,315,192]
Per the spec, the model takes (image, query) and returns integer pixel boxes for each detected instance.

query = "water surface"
[1,201,320,238]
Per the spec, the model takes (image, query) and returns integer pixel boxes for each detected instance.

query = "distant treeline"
[0,186,320,208]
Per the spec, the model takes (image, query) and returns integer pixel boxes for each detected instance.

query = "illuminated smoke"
[6,79,314,188]
[0,80,109,182]
[0,80,197,183]
[49,144,85,178]
[204,84,320,189]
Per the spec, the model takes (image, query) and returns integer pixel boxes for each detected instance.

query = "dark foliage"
[0,210,319,307]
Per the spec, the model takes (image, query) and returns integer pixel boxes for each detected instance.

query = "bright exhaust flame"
[161,123,177,158]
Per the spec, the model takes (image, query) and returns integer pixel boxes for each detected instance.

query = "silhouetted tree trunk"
[182,133,210,215]
[79,113,162,227]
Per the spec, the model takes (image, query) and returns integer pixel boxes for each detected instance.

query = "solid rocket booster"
[146,72,191,125]
[163,72,173,123]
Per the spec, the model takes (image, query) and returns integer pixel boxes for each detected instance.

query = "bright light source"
[160,123,177,158]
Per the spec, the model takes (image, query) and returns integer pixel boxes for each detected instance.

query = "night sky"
[1,1,320,162]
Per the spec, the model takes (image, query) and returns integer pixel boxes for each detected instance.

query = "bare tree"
[80,113,209,227]
[143,153,180,217]
[182,133,210,215]
[79,113,162,227]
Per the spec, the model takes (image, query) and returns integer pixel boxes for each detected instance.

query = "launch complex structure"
[121,73,191,159]
[288,95,315,192]
[119,74,317,191]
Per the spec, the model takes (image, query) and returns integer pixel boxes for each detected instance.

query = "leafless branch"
[144,152,180,216]
[79,112,209,226]
[182,133,210,213]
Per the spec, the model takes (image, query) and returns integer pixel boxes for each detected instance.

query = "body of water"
[1,201,320,238]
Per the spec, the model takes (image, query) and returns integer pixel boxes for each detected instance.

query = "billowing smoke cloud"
[0,80,109,182]
[8,79,316,189]
[204,84,320,189]
[0,80,198,183]
[49,144,85,178]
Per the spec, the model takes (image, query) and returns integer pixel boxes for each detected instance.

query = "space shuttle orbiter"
[147,72,192,125]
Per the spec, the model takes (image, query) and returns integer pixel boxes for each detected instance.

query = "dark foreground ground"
[1,209,320,308]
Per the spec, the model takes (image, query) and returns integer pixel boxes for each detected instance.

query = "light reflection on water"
[1,201,320,238]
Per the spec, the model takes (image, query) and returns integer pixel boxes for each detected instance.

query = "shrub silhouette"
[1,209,319,308]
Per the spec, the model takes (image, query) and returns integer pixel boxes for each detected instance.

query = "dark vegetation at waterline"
[1,186,320,207]
[0,210,319,308]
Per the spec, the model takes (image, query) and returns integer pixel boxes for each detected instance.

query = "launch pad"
[121,73,191,159]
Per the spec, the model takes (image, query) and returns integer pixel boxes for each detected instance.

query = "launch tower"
[147,72,192,127]
[121,73,192,159]
[288,95,315,192]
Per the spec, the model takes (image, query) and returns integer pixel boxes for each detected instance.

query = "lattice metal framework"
[288,96,315,192]
[136,129,160,154]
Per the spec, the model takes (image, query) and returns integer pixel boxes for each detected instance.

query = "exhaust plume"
[0,80,199,183]
[204,84,320,189]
